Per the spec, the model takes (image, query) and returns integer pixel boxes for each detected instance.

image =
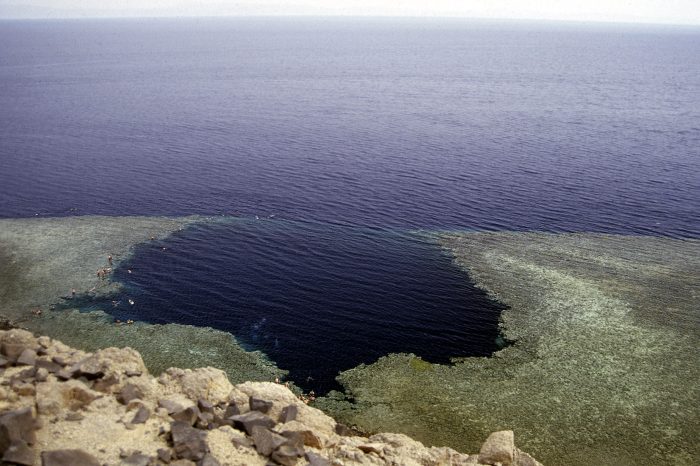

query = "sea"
[1,18,698,391]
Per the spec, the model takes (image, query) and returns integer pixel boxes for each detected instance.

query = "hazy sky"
[1,0,699,25]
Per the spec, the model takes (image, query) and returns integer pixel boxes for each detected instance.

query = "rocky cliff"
[0,329,541,466]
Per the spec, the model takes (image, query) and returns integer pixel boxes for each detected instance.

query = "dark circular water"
[95,220,503,392]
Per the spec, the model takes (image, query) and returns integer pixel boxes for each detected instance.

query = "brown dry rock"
[0,329,37,363]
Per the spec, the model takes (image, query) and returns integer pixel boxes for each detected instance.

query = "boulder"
[0,329,37,363]
[479,430,515,466]
[230,411,276,435]
[74,347,147,380]
[250,426,286,456]
[159,367,233,405]
[170,421,208,461]
[16,348,37,366]
[130,406,151,424]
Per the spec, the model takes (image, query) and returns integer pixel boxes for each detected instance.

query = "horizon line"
[0,14,698,28]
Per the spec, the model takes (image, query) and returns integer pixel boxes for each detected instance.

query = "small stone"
[157,448,172,463]
[14,367,36,381]
[305,452,332,466]
[2,441,34,465]
[223,401,241,418]
[51,356,68,366]
[35,367,49,382]
[231,436,254,449]
[515,448,544,466]
[335,423,355,436]
[55,367,76,380]
[11,381,35,397]
[358,443,384,455]
[197,399,214,412]
[93,373,120,392]
[37,336,51,348]
[171,406,200,426]
[250,426,287,456]
[16,348,37,366]
[271,445,305,466]
[40,449,100,466]
[479,430,515,466]
[119,384,145,404]
[170,421,207,461]
[159,398,187,414]
[131,406,151,424]
[0,356,7,367]
[295,429,323,449]
[278,405,297,423]
[198,453,221,466]
[280,430,304,449]
[36,359,62,374]
[123,453,152,466]
[125,369,142,377]
[249,396,273,414]
[65,412,84,422]
[230,411,275,435]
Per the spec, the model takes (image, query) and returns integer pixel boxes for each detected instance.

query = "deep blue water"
[2,19,699,389]
[85,220,504,392]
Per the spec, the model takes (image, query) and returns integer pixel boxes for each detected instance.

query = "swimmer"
[71,288,76,297]
[127,269,132,274]
[108,254,113,265]
[128,299,135,305]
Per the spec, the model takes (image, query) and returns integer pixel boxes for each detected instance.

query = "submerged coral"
[0,215,284,384]
[319,232,700,465]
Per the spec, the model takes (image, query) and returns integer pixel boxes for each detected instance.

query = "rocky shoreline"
[0,328,542,466]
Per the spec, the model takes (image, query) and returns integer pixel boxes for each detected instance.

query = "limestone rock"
[36,378,102,414]
[0,329,37,363]
[479,430,515,466]
[159,367,233,405]
[75,347,147,380]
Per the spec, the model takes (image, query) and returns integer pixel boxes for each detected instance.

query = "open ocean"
[1,18,698,390]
